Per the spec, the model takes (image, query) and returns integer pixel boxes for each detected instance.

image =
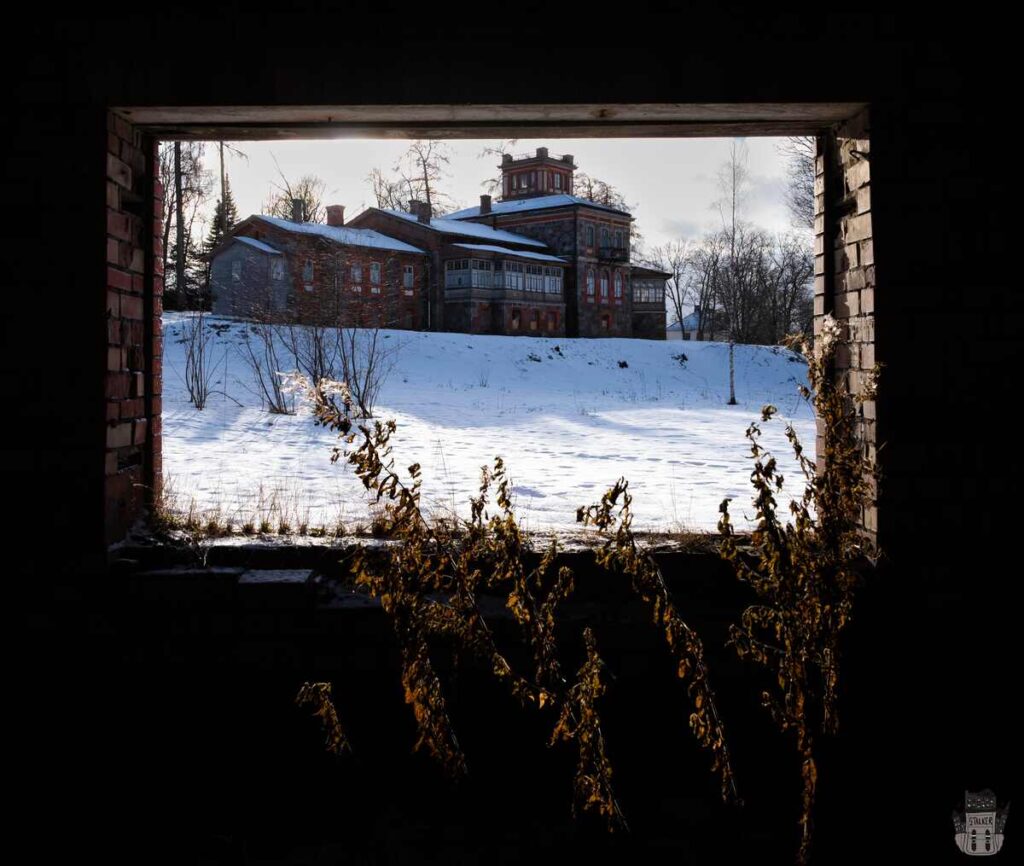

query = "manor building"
[211,149,668,338]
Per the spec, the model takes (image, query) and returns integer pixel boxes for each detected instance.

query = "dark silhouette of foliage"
[578,480,739,805]
[718,315,880,864]
[295,375,741,831]
[296,682,350,756]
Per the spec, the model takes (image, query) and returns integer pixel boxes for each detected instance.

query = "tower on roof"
[500,147,576,201]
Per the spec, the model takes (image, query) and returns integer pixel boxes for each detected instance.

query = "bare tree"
[236,318,297,414]
[647,239,690,326]
[714,140,752,404]
[758,231,815,342]
[395,140,457,215]
[337,327,399,418]
[684,235,727,340]
[181,310,215,409]
[264,157,328,223]
[367,167,411,210]
[477,139,519,196]
[159,141,213,308]
[778,136,817,230]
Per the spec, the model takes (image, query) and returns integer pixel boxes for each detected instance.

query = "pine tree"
[204,176,239,256]
[202,177,240,304]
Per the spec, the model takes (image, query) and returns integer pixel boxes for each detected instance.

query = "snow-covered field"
[161,313,816,535]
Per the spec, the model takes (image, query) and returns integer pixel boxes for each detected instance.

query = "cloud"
[659,217,705,239]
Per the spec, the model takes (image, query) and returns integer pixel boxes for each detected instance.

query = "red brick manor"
[211,149,668,339]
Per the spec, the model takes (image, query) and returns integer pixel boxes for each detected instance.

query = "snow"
[253,215,426,254]
[233,236,282,255]
[450,243,568,263]
[377,210,548,248]
[446,194,630,220]
[161,314,816,536]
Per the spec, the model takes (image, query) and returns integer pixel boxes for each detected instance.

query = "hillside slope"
[161,315,816,533]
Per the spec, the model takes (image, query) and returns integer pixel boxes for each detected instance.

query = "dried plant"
[295,364,746,832]
[717,314,880,863]
[578,479,739,806]
[296,682,350,756]
[303,382,628,828]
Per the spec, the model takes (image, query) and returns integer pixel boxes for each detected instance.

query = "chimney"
[291,198,304,222]
[417,201,432,224]
[561,154,574,166]
[326,204,345,227]
[480,195,492,215]
[502,153,513,165]
[693,303,701,316]
[536,146,549,158]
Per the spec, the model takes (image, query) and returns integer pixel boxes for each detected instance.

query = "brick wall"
[232,221,426,330]
[815,108,877,542]
[105,113,159,544]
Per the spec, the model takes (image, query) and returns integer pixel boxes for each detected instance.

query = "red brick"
[153,296,163,316]
[151,396,162,416]
[105,372,130,400]
[120,398,140,420]
[132,372,145,398]
[128,321,144,344]
[105,450,119,476]
[106,401,120,423]
[107,347,124,371]
[107,318,123,345]
[106,291,121,318]
[121,295,144,320]
[133,419,148,446]
[107,210,131,241]
[107,238,120,265]
[107,181,120,209]
[153,275,164,297]
[130,249,145,274]
[150,415,162,438]
[107,267,132,292]
[153,180,164,201]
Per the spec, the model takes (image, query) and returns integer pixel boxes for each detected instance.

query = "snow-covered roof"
[253,215,427,254]
[446,194,631,220]
[668,312,702,332]
[234,236,282,255]
[378,209,547,248]
[450,243,568,264]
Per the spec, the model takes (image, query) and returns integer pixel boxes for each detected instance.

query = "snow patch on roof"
[234,236,282,255]
[254,215,427,254]
[446,194,631,220]
[379,209,547,248]
[451,243,568,263]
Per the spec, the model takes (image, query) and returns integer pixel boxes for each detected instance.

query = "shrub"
[296,379,739,829]
[717,315,881,864]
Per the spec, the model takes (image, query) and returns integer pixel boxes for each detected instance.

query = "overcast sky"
[199,136,804,255]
